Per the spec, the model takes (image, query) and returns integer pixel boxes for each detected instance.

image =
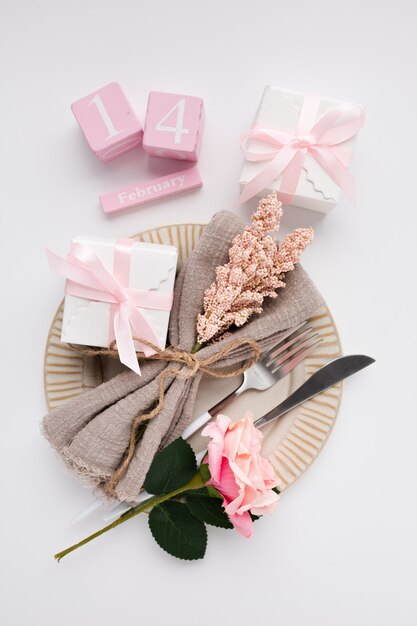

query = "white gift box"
[61,236,178,351]
[239,86,363,213]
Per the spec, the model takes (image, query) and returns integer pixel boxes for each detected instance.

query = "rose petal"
[228,511,253,538]
[202,415,231,482]
[211,457,240,502]
[222,419,245,459]
[204,413,279,537]
[250,490,280,516]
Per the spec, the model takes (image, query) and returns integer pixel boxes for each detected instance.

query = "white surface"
[0,1,416,625]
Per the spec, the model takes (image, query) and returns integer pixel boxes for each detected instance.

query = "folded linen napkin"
[43,211,323,502]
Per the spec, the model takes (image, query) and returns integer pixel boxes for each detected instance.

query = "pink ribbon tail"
[113,305,141,375]
[310,146,357,205]
[239,140,301,204]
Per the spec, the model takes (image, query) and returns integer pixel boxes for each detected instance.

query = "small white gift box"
[49,236,178,374]
[239,86,364,213]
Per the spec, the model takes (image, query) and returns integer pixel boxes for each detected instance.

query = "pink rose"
[201,412,280,538]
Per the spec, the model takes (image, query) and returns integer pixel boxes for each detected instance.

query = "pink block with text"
[71,82,143,162]
[143,92,204,162]
[100,166,202,214]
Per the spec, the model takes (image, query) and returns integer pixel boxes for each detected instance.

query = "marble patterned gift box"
[54,236,178,374]
[239,86,365,213]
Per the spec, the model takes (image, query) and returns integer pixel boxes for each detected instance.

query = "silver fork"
[91,324,321,523]
[181,323,321,440]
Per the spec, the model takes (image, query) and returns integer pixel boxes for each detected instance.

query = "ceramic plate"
[44,223,342,493]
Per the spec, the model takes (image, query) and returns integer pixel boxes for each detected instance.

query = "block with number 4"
[143,92,204,161]
[71,82,143,162]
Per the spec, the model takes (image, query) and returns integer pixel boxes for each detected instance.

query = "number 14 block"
[143,91,204,162]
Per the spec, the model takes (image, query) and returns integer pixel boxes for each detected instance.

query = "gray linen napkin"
[43,211,323,502]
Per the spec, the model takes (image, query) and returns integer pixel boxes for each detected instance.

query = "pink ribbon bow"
[239,95,365,206]
[46,239,173,375]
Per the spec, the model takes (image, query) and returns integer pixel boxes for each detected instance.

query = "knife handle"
[181,411,212,440]
[181,383,245,440]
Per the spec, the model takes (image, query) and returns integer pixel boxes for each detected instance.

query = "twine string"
[69,337,261,496]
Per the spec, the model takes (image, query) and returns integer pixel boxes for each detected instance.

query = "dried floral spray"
[194,193,314,351]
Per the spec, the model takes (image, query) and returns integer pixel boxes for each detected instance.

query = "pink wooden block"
[71,82,143,162]
[100,166,202,214]
[143,92,204,162]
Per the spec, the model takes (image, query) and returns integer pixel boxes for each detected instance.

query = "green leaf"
[148,501,207,560]
[272,486,281,495]
[186,489,233,529]
[144,438,197,495]
[199,463,211,483]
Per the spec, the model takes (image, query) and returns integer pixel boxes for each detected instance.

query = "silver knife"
[255,354,375,428]
[131,354,375,502]
[99,354,375,519]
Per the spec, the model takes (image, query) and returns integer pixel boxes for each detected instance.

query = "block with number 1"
[71,82,143,162]
[143,92,204,162]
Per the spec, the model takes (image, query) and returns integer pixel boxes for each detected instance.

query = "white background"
[1,1,416,625]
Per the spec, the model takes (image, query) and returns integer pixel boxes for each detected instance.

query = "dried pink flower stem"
[195,193,314,348]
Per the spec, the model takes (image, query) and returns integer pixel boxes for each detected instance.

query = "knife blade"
[254,354,375,428]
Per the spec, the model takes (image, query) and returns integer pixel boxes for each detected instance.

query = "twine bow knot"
[70,336,261,496]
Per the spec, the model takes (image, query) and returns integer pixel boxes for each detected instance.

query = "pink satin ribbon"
[46,239,173,375]
[239,95,365,205]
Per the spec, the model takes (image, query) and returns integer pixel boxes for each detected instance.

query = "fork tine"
[267,332,318,369]
[274,339,322,377]
[261,323,307,362]
[263,326,313,363]
[269,336,322,375]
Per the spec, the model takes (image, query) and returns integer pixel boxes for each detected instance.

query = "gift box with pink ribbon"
[239,86,365,213]
[47,236,178,375]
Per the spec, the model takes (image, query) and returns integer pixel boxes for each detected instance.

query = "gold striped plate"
[44,223,342,493]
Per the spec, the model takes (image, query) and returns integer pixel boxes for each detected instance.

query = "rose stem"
[54,473,205,562]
